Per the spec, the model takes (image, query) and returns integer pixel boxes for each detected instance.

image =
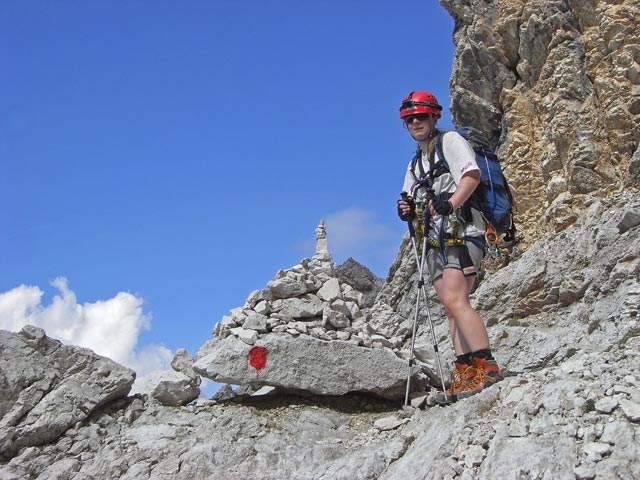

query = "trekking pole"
[401,193,448,407]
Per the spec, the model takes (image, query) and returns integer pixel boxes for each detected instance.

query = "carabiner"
[485,223,499,246]
[485,223,501,258]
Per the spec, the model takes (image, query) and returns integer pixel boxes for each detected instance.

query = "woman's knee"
[442,294,473,318]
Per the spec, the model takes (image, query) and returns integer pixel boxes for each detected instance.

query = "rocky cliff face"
[1,1,639,479]
[443,0,639,245]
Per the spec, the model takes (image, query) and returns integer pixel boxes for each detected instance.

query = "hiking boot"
[434,362,477,404]
[456,357,504,400]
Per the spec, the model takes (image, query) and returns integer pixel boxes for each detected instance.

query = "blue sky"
[1,1,455,382]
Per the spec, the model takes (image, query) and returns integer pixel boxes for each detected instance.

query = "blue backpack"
[412,126,516,243]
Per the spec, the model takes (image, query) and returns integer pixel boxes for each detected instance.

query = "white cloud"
[0,284,43,327]
[0,278,171,376]
[127,342,174,377]
[324,207,393,253]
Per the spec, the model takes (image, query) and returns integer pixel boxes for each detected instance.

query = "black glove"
[397,194,416,221]
[432,197,454,216]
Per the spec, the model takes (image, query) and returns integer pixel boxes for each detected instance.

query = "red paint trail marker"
[249,346,268,379]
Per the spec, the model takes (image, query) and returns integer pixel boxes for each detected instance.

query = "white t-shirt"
[402,131,485,238]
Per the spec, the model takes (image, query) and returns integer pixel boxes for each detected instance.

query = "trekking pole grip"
[400,192,416,238]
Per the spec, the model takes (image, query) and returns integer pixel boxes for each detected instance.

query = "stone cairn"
[211,220,400,352]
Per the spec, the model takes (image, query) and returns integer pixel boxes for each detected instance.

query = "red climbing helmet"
[399,91,442,119]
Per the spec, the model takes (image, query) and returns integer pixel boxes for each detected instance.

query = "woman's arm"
[449,170,480,209]
[428,169,480,216]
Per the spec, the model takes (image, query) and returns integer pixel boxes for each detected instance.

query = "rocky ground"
[1,335,638,479]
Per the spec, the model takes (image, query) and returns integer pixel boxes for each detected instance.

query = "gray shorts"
[425,240,485,281]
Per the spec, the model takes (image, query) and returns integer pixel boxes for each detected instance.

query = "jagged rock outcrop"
[0,326,135,461]
[381,344,640,479]
[472,195,640,374]
[442,0,639,247]
[0,1,638,479]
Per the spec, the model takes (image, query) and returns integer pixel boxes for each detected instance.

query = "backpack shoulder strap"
[409,147,425,180]
[432,132,450,177]
[435,133,446,168]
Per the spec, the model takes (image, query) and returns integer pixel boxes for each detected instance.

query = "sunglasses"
[403,113,431,124]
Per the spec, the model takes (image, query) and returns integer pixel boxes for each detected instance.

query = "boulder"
[193,333,424,400]
[0,326,135,461]
[131,370,200,406]
[170,348,199,380]
[336,257,384,308]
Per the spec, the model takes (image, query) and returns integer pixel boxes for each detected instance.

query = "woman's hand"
[397,194,416,221]
[430,197,454,216]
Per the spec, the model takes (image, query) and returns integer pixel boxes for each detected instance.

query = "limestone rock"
[204,252,408,400]
[193,334,426,400]
[336,257,384,308]
[170,348,199,380]
[317,277,343,302]
[243,311,269,332]
[267,275,310,298]
[441,0,639,247]
[0,326,135,461]
[374,416,408,431]
[620,399,640,422]
[131,370,200,406]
